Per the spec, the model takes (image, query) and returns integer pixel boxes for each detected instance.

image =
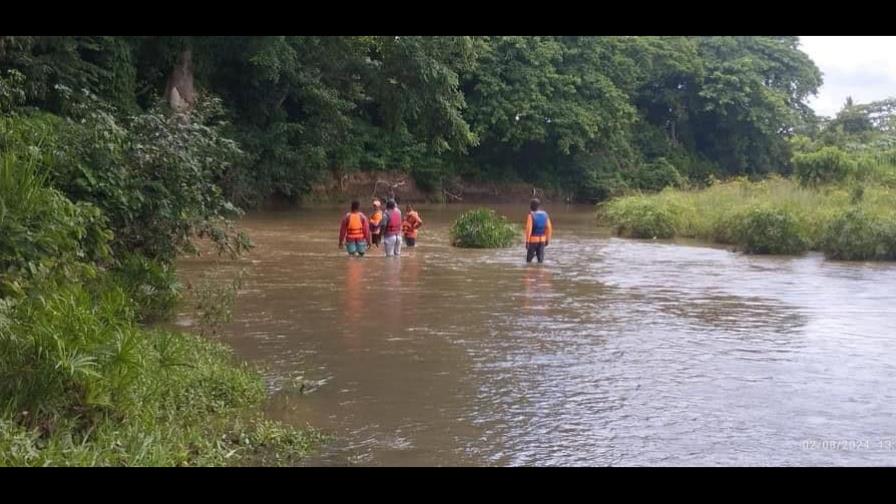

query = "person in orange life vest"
[379,199,403,257]
[338,200,372,256]
[524,198,552,263]
[369,199,384,248]
[401,204,423,247]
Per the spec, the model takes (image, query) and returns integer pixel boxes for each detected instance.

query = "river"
[175,203,896,466]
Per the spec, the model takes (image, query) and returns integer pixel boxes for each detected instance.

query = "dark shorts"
[404,236,416,247]
[371,232,382,246]
[526,242,545,263]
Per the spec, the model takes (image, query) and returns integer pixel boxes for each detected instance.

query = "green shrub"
[728,205,809,255]
[450,208,518,248]
[572,152,630,201]
[113,254,181,322]
[189,270,245,338]
[855,149,896,187]
[819,208,896,260]
[603,196,678,239]
[121,96,250,261]
[0,70,26,113]
[0,92,250,265]
[0,153,112,297]
[627,157,685,192]
[792,146,856,186]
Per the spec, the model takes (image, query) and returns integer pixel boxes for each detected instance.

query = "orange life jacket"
[369,210,383,233]
[346,212,365,240]
[402,211,422,239]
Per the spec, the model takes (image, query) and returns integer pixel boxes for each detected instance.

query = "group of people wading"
[338,197,553,263]
[338,199,423,257]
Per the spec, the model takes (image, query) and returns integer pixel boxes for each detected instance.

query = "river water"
[175,204,896,466]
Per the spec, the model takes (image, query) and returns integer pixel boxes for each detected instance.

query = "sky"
[799,36,896,118]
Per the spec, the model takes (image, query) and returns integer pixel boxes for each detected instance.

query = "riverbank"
[0,152,323,466]
[598,176,896,260]
[0,273,325,466]
[290,171,568,207]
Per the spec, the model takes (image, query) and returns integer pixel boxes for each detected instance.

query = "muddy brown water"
[175,204,896,466]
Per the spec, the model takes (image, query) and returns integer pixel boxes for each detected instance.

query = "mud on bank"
[260,171,571,209]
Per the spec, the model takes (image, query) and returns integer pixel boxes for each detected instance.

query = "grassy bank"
[0,133,323,466]
[0,284,324,466]
[599,176,896,259]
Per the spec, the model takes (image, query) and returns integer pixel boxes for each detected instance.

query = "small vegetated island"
[450,208,519,248]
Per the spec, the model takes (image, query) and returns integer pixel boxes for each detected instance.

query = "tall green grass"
[0,277,325,466]
[599,176,896,259]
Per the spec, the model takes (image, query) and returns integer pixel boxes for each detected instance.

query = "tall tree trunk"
[164,48,195,112]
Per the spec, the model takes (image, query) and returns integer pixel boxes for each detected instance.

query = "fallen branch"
[443,188,463,201]
[373,177,408,199]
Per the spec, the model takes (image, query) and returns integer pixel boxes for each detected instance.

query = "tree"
[684,37,822,175]
[0,35,826,203]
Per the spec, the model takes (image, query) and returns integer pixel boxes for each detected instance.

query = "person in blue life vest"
[524,198,553,263]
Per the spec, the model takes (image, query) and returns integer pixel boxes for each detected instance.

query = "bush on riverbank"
[792,146,856,186]
[819,208,896,260]
[450,208,519,248]
[728,205,809,254]
[112,253,181,323]
[602,196,678,239]
[626,157,685,193]
[0,153,112,298]
[599,176,896,259]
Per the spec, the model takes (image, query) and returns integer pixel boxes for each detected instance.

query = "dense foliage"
[0,56,316,465]
[820,207,896,261]
[5,35,891,464]
[450,209,519,248]
[601,81,896,260]
[1,36,823,204]
[728,205,810,255]
[600,176,896,259]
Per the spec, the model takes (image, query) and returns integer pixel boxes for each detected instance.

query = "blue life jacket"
[531,210,548,236]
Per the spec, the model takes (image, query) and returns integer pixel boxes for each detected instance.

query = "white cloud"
[799,36,896,117]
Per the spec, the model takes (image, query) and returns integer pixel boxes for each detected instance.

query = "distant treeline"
[1,36,826,204]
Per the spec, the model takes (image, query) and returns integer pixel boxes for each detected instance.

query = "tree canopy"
[0,35,824,203]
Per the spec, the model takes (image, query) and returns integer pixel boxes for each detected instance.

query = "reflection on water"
[176,204,896,466]
[342,258,364,347]
[522,265,554,315]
